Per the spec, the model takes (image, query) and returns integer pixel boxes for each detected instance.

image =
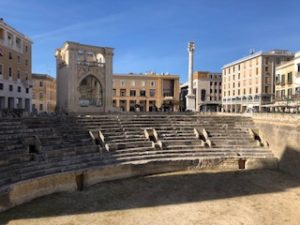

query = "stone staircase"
[76,114,275,166]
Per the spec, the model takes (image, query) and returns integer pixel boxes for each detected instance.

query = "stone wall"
[252,114,300,179]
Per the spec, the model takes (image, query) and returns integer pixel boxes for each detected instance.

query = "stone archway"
[78,75,103,107]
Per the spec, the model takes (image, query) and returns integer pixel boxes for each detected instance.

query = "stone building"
[0,18,32,112]
[193,71,222,112]
[113,73,180,112]
[180,71,222,112]
[272,52,300,112]
[222,50,294,112]
[32,73,56,113]
[55,42,113,113]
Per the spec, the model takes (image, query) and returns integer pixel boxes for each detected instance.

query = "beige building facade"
[55,42,113,113]
[0,18,32,112]
[180,71,222,112]
[273,52,300,111]
[222,50,294,112]
[113,73,180,112]
[32,73,56,113]
[193,71,222,112]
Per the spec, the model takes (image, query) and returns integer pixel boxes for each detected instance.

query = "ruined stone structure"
[55,42,113,113]
[0,113,277,212]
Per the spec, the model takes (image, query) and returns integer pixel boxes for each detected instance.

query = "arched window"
[79,75,103,107]
[96,53,105,64]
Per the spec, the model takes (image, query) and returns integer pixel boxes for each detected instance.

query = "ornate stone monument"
[186,41,196,111]
[55,42,113,113]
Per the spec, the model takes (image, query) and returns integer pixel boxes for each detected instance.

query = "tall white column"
[186,41,196,111]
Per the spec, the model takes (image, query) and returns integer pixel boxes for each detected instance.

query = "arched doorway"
[78,75,103,107]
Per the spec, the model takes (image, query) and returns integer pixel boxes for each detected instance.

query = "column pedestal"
[186,94,196,111]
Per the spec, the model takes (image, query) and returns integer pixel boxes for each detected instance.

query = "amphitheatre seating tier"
[0,113,277,212]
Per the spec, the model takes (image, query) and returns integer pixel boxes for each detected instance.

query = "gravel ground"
[1,169,300,225]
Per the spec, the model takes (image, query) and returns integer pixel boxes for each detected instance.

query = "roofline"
[222,51,263,69]
[113,73,179,78]
[276,52,300,69]
[0,19,32,43]
[222,50,294,69]
[32,73,56,80]
[57,41,114,51]
[194,71,222,75]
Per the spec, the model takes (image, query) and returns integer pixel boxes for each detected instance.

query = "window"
[276,90,280,98]
[131,80,135,87]
[16,37,21,48]
[120,89,126,97]
[40,81,43,87]
[113,89,116,96]
[256,87,258,94]
[25,59,28,66]
[265,57,269,64]
[265,67,269,72]
[17,86,21,92]
[0,28,4,40]
[121,80,125,87]
[298,64,300,72]
[288,72,293,84]
[25,45,28,52]
[281,75,286,85]
[26,88,29,94]
[9,52,12,60]
[17,55,21,63]
[249,88,252,94]
[39,93,43,99]
[7,33,13,46]
[9,67,12,77]
[9,85,13,91]
[265,86,269,93]
[141,80,146,87]
[140,90,146,97]
[0,64,2,75]
[150,81,155,87]
[210,89,212,93]
[130,90,136,96]
[39,104,43,111]
[288,88,293,98]
[150,89,156,97]
[0,83,3,90]
[17,71,20,79]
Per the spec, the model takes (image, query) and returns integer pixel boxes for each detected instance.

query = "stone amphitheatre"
[0,113,300,225]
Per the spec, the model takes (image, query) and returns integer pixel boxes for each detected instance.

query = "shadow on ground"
[1,168,300,224]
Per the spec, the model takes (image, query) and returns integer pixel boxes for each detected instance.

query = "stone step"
[107,152,275,164]
[110,149,274,159]
[107,141,153,151]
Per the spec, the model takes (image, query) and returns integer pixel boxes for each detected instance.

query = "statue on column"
[186,41,196,111]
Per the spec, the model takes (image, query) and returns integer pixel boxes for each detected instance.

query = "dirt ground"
[1,169,300,225]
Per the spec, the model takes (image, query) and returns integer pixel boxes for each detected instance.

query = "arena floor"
[1,169,300,225]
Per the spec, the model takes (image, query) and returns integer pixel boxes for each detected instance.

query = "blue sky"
[1,0,300,82]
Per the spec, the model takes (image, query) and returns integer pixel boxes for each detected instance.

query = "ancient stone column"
[186,41,196,111]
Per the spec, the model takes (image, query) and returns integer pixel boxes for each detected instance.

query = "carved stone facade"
[55,42,113,113]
